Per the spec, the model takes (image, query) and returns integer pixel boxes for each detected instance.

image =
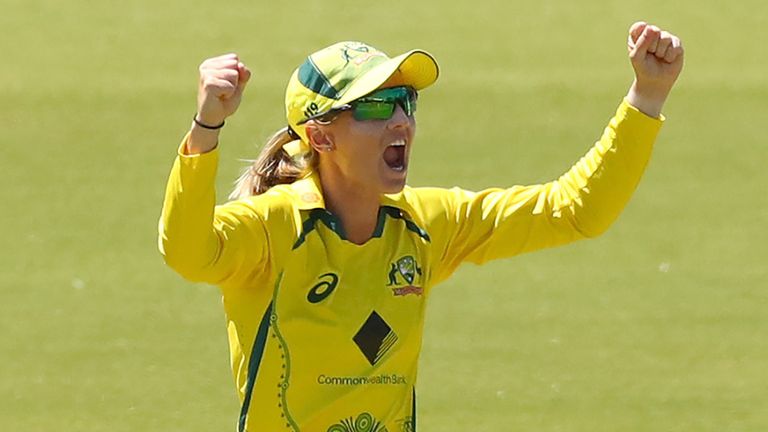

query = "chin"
[380,177,407,194]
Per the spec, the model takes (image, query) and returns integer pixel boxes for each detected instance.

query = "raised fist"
[195,54,251,127]
[627,22,684,97]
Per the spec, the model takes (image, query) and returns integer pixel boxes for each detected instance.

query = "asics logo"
[307,272,339,303]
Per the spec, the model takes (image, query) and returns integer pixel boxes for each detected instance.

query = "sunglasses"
[301,86,418,124]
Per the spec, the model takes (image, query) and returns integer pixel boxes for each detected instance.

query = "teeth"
[389,140,406,147]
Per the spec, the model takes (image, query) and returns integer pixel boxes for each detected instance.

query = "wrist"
[186,120,221,154]
[193,114,225,130]
[626,79,669,118]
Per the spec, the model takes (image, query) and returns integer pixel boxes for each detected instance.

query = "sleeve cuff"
[621,97,666,123]
[174,131,220,178]
[609,98,664,150]
[177,131,220,158]
[176,131,220,163]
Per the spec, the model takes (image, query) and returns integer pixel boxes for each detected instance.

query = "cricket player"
[159,22,684,431]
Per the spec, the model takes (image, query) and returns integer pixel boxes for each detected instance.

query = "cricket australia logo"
[341,43,386,66]
[387,256,424,297]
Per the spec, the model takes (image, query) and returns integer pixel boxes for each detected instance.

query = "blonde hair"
[229,127,316,200]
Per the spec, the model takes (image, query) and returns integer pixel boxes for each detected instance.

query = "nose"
[387,105,413,130]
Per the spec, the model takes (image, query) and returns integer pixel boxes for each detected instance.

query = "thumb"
[236,62,251,94]
[630,25,659,61]
[627,21,647,51]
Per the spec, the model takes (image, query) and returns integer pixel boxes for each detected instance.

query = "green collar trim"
[292,205,430,249]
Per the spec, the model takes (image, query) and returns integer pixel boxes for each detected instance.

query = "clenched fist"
[625,22,684,118]
[195,54,252,128]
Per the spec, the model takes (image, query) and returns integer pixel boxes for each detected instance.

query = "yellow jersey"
[158,99,663,431]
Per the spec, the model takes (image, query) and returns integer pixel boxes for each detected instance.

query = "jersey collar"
[289,171,417,217]
[289,172,327,210]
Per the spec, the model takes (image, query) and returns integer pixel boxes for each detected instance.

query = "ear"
[305,122,335,153]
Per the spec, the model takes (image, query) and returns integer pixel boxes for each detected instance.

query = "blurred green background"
[2,0,766,431]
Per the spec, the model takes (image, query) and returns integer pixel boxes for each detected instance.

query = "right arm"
[158,54,266,285]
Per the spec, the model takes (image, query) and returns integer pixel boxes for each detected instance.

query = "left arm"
[418,22,684,284]
[417,100,662,284]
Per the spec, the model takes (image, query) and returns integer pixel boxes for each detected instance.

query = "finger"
[654,31,673,59]
[630,25,656,59]
[200,69,239,94]
[201,58,240,72]
[664,38,684,63]
[207,78,237,98]
[206,53,239,63]
[646,25,660,53]
[203,75,237,89]
[628,21,647,49]
[205,68,239,84]
[199,54,241,72]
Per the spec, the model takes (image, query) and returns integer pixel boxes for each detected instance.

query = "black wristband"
[193,115,225,130]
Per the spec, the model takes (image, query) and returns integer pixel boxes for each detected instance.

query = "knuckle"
[202,78,219,89]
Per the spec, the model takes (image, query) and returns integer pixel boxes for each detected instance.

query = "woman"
[159,22,683,432]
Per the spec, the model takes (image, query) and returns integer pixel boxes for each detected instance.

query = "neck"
[319,170,381,245]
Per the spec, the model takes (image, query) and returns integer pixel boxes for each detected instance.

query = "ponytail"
[229,127,316,200]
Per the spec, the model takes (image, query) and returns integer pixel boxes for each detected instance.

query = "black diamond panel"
[353,311,395,366]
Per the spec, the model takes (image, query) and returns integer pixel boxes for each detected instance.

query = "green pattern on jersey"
[271,272,299,430]
[327,412,388,432]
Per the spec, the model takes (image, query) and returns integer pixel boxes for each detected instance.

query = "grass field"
[2,0,766,431]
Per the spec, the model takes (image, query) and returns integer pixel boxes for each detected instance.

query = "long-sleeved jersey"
[158,99,663,431]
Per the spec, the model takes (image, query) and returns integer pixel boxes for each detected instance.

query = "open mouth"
[383,139,407,172]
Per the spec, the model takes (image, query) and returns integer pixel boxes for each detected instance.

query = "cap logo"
[341,43,386,66]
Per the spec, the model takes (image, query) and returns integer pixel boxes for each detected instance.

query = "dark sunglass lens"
[353,101,395,120]
[351,86,419,120]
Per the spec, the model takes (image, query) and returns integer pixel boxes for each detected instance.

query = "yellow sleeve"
[413,99,664,285]
[158,134,269,286]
